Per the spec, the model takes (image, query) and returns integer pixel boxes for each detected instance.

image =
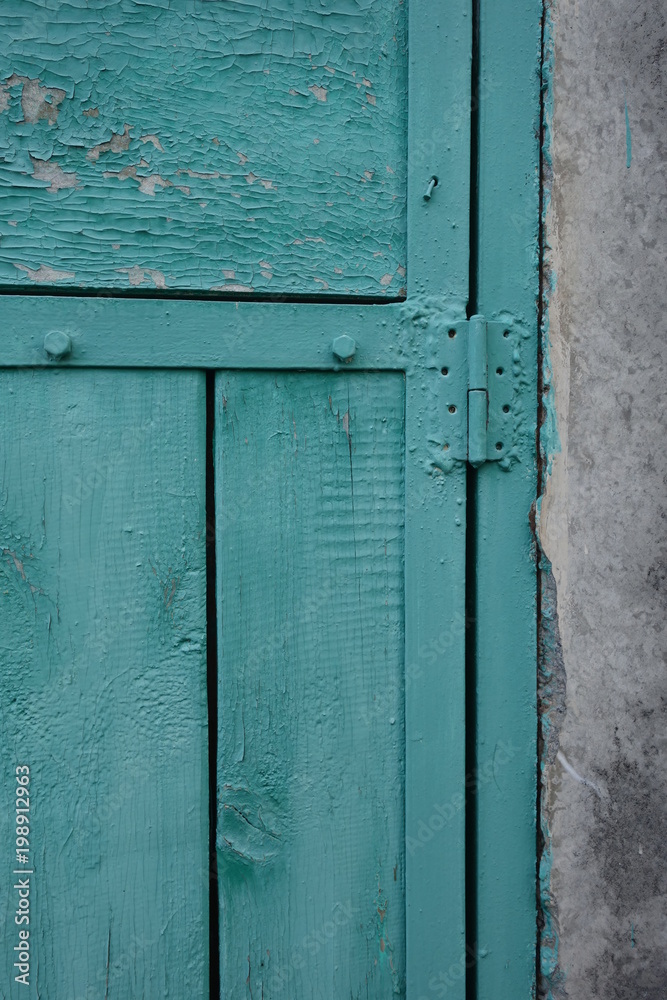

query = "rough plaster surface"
[540,0,666,996]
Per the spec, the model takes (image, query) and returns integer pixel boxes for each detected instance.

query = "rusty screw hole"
[502,404,510,413]
[448,328,456,339]
[448,405,457,414]
[496,442,503,451]
[496,367,504,376]
[503,329,510,338]
[441,367,449,376]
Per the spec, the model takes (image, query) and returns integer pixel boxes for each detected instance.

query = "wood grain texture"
[0,369,208,998]
[0,0,407,296]
[216,372,406,998]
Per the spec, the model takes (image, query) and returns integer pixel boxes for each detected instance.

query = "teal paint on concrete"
[539,1,561,478]
[215,372,406,997]
[473,1,542,997]
[536,563,567,1000]
[0,0,407,295]
[0,369,209,997]
[625,98,632,167]
[538,7,566,999]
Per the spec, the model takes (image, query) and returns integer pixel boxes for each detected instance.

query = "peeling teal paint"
[540,0,561,477]
[0,0,407,295]
[536,556,567,1000]
[625,97,632,168]
[538,5,566,998]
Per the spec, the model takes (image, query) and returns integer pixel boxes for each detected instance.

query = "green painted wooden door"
[0,2,540,998]
[1,370,210,995]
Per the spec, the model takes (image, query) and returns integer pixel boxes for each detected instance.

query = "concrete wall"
[540,1,666,996]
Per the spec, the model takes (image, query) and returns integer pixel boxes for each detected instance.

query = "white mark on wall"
[557,751,603,799]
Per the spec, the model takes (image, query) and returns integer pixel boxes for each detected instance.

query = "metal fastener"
[332,334,356,362]
[44,330,72,361]
[423,176,438,201]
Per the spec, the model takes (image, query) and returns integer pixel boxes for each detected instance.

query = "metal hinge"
[440,314,519,467]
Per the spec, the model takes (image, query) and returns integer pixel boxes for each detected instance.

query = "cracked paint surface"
[0,0,407,294]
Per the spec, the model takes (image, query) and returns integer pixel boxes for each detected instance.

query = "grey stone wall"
[540,1,666,997]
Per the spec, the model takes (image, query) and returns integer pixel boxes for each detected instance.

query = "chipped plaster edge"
[536,2,569,997]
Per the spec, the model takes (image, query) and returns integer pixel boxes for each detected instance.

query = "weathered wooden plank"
[0,0,407,296]
[406,1,470,992]
[216,371,406,997]
[0,369,208,997]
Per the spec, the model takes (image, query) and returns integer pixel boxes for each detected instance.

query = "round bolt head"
[332,334,356,362]
[44,330,72,360]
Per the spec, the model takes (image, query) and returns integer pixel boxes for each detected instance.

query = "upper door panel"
[0,0,407,296]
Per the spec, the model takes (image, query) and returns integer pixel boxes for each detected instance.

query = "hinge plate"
[439,316,519,466]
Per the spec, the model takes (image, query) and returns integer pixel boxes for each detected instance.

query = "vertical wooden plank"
[216,372,406,998]
[404,372,468,999]
[475,0,541,995]
[408,0,471,299]
[0,369,208,997]
[407,1,471,994]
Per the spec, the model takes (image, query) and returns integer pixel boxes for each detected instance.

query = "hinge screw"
[44,330,72,361]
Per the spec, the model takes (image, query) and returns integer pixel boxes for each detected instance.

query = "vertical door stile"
[406,2,472,996]
[474,1,541,996]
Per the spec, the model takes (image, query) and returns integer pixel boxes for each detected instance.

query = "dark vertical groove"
[466,2,481,999]
[467,0,481,322]
[465,463,478,1000]
[206,370,220,1000]
[536,1,548,992]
